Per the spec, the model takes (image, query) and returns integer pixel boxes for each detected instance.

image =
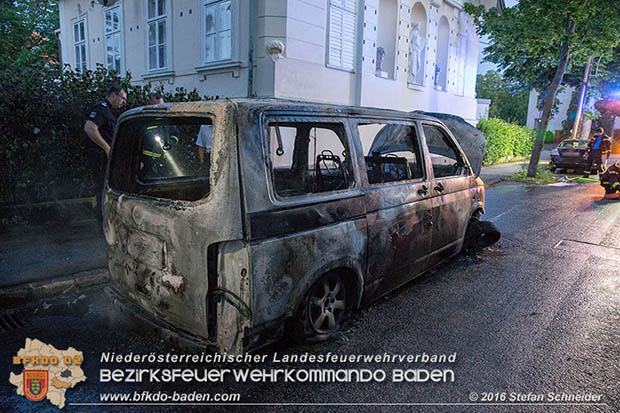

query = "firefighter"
[140,123,180,178]
[600,158,620,199]
[583,127,611,178]
[140,94,180,178]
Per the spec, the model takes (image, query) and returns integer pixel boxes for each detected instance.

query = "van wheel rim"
[309,273,347,334]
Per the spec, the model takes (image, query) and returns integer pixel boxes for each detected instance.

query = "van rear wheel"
[293,271,351,343]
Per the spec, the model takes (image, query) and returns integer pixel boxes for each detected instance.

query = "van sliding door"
[355,120,434,299]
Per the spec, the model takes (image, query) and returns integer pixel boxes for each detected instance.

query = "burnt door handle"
[434,183,444,192]
[417,185,428,196]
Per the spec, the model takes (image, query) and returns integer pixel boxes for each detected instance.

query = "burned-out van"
[104,99,492,354]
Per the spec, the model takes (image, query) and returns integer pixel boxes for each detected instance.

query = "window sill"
[325,64,355,74]
[407,83,425,91]
[195,60,242,72]
[375,71,396,80]
[142,70,175,80]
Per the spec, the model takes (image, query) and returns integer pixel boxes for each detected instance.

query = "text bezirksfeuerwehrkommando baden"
[99,352,457,383]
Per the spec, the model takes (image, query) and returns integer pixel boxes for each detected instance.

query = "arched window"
[435,16,450,91]
[376,0,398,79]
[408,2,427,85]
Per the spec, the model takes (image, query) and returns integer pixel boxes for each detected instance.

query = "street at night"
[2,179,619,412]
[4,0,620,411]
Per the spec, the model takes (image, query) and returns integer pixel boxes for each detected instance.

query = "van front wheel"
[293,271,351,343]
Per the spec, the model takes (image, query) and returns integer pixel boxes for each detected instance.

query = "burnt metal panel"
[250,218,367,327]
[362,183,434,301]
[248,195,365,240]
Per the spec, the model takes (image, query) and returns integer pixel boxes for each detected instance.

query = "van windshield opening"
[108,117,213,201]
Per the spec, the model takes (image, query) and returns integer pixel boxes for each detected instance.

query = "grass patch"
[510,166,559,184]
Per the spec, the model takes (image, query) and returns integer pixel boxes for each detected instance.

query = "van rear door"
[104,103,243,343]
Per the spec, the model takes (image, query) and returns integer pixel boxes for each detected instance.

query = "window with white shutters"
[104,6,122,72]
[73,19,87,73]
[327,0,357,71]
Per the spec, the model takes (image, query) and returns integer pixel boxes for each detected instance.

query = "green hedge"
[477,118,536,165]
[544,130,555,144]
[0,64,217,205]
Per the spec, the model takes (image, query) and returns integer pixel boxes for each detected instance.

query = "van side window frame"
[351,117,428,189]
[420,121,472,180]
[260,114,362,205]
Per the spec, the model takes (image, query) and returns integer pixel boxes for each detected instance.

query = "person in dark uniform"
[84,85,127,224]
[583,127,611,178]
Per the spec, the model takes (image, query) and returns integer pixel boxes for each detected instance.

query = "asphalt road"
[1,180,619,412]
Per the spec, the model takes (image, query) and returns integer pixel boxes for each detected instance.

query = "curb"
[0,197,95,211]
[0,268,109,309]
[484,178,508,189]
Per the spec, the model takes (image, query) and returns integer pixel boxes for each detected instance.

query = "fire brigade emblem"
[24,370,49,402]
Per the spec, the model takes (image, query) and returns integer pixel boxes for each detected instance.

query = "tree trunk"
[527,17,576,177]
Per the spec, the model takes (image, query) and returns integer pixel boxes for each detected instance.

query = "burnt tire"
[291,271,352,343]
[463,220,501,251]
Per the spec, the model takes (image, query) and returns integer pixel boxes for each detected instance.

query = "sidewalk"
[0,152,551,293]
[0,219,107,288]
[0,198,108,292]
[479,150,550,186]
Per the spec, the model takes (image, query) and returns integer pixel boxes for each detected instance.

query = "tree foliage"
[465,0,620,176]
[0,65,218,204]
[476,70,529,125]
[466,0,620,90]
[0,0,59,69]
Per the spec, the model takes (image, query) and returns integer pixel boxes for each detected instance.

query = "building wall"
[270,0,356,103]
[58,0,485,122]
[271,0,481,121]
[526,87,574,132]
[358,0,479,120]
[59,0,252,97]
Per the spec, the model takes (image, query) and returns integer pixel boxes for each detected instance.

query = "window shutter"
[328,6,343,67]
[341,8,355,70]
[328,0,357,71]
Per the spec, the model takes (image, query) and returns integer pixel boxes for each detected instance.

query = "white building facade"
[526,88,574,133]
[58,0,502,123]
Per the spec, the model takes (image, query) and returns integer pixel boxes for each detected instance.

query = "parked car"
[103,99,493,354]
[550,139,590,172]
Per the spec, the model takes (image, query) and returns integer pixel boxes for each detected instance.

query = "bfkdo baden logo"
[9,338,87,409]
[24,370,49,402]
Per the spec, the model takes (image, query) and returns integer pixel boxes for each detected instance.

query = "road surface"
[1,179,619,412]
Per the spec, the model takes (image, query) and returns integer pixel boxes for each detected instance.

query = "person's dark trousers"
[87,149,107,225]
[584,150,604,177]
